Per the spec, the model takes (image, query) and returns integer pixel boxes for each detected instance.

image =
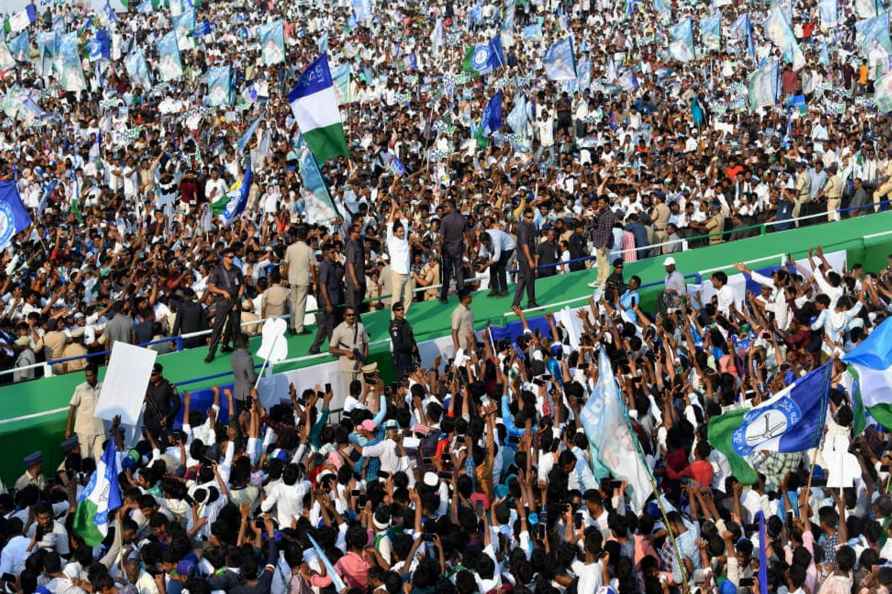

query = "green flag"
[707,407,759,485]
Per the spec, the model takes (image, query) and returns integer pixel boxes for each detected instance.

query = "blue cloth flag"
[258,20,285,65]
[765,6,805,69]
[352,0,372,23]
[0,181,32,249]
[87,28,111,61]
[506,94,528,135]
[748,59,779,111]
[9,33,29,62]
[501,0,515,31]
[221,164,253,226]
[544,37,576,81]
[819,0,838,27]
[653,0,671,17]
[522,23,542,40]
[730,363,830,457]
[482,90,503,135]
[205,65,232,107]
[125,47,151,89]
[157,30,183,81]
[59,32,87,92]
[700,13,721,52]
[856,13,892,56]
[669,18,695,62]
[237,117,262,154]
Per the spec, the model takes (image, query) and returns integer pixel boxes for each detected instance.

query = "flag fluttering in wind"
[544,37,576,81]
[708,363,830,484]
[288,53,350,163]
[843,316,892,431]
[71,438,122,547]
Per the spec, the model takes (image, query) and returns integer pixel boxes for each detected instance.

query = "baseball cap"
[664,256,676,266]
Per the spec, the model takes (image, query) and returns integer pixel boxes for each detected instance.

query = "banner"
[259,20,285,65]
[669,18,695,62]
[765,6,805,70]
[59,32,87,92]
[157,30,183,81]
[205,65,232,107]
[855,13,892,57]
[748,59,779,112]
[700,13,721,52]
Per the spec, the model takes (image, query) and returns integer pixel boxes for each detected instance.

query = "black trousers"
[512,261,536,307]
[393,352,416,380]
[208,299,241,356]
[490,249,513,294]
[310,305,342,352]
[440,251,464,301]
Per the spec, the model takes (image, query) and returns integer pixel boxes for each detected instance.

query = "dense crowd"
[2,0,892,592]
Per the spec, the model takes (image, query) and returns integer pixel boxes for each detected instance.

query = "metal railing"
[0,202,889,381]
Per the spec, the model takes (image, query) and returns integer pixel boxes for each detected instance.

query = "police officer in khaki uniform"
[283,225,315,335]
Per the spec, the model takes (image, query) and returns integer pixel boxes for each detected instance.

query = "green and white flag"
[843,317,892,432]
[288,53,349,163]
[71,439,122,547]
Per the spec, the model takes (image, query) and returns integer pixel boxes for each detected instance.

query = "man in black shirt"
[309,242,345,355]
[568,222,588,272]
[537,226,559,278]
[204,247,244,363]
[172,288,208,349]
[513,207,538,308]
[389,301,419,379]
[143,363,180,436]
[439,199,466,303]
[345,222,366,310]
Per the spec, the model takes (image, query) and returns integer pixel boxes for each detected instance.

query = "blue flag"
[729,363,830,457]
[258,20,285,65]
[125,47,151,89]
[59,32,86,92]
[669,18,695,62]
[482,90,503,134]
[9,33,29,62]
[157,30,183,81]
[87,28,111,60]
[0,181,32,249]
[352,0,372,23]
[237,117,262,154]
[221,164,253,226]
[297,136,338,224]
[521,23,542,40]
[856,13,892,56]
[544,37,576,81]
[506,94,528,134]
[757,512,768,594]
[700,13,721,52]
[205,65,232,107]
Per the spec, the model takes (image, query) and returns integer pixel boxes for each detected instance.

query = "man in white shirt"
[705,270,736,317]
[361,420,404,476]
[484,222,516,297]
[260,463,311,528]
[386,203,414,315]
[0,518,30,578]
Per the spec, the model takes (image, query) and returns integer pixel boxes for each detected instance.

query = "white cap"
[664,256,676,266]
[423,472,439,487]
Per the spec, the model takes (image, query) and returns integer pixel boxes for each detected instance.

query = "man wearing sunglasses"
[204,246,244,363]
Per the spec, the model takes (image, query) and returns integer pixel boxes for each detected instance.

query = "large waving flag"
[653,0,671,18]
[157,30,182,81]
[855,13,892,57]
[0,181,32,249]
[288,54,349,163]
[733,13,755,59]
[125,47,151,89]
[71,439,122,547]
[669,18,695,62]
[765,6,805,70]
[331,63,355,105]
[205,65,232,107]
[844,317,892,431]
[700,13,721,52]
[258,20,285,66]
[875,70,892,113]
[0,41,14,71]
[8,32,29,63]
[544,37,576,81]
[708,363,831,484]
[580,350,653,512]
[748,59,779,112]
[855,0,878,18]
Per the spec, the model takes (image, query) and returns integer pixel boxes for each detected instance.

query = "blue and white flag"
[468,0,483,27]
[71,438,122,547]
[700,13,721,53]
[221,164,253,226]
[205,65,232,107]
[237,117,262,154]
[580,350,654,512]
[764,6,805,70]
[8,33,29,62]
[544,37,576,81]
[0,41,15,71]
[855,13,892,57]
[0,181,32,249]
[501,0,515,32]
[819,0,838,27]
[733,13,755,59]
[59,32,87,92]
[87,28,111,61]
[138,0,153,13]
[382,151,406,176]
[653,0,671,17]
[258,20,285,66]
[481,90,503,135]
[618,69,639,91]
[669,18,695,62]
[125,47,151,89]
[156,30,183,81]
[506,94,528,134]
[729,363,830,457]
[748,59,779,111]
[522,23,542,40]
[173,8,195,50]
[844,315,892,429]
[352,0,372,23]
[462,36,505,75]
[576,58,592,91]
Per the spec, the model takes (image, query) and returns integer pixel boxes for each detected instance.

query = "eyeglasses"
[345,312,356,317]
